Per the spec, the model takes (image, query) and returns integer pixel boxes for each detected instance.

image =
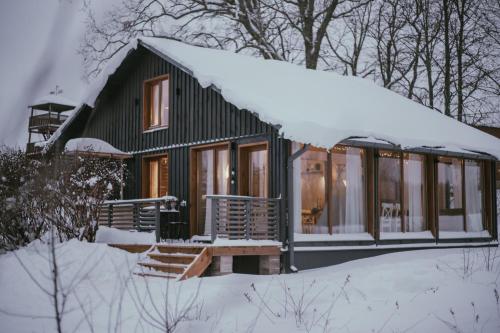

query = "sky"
[0,0,114,149]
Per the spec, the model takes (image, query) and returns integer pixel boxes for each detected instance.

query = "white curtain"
[292,143,303,233]
[204,151,214,235]
[405,157,423,232]
[465,162,483,232]
[451,160,462,209]
[344,148,364,233]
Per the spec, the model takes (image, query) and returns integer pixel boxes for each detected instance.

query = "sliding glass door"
[194,145,230,236]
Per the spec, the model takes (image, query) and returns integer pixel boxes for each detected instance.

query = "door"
[191,144,230,236]
[238,142,268,197]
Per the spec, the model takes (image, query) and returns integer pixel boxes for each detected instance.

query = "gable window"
[143,155,168,198]
[144,75,169,130]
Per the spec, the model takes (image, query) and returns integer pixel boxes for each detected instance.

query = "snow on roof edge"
[44,37,500,160]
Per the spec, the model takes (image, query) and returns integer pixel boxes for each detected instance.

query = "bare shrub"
[33,153,124,243]
[0,147,46,250]
[0,148,126,249]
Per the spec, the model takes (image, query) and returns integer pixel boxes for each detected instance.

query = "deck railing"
[207,195,280,242]
[29,113,68,129]
[98,196,178,242]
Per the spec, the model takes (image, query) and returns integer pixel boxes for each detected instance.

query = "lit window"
[144,155,168,198]
[331,146,367,233]
[144,76,169,129]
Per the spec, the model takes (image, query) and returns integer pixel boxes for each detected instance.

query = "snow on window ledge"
[294,232,374,242]
[439,230,491,239]
[379,231,435,240]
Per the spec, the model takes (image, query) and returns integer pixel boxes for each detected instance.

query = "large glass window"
[292,144,328,234]
[144,75,169,129]
[331,146,367,233]
[403,153,426,232]
[378,151,402,232]
[437,157,464,231]
[378,151,427,234]
[465,160,484,232]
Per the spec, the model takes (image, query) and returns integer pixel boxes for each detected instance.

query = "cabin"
[43,37,499,277]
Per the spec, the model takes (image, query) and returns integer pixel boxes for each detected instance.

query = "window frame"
[143,74,170,131]
[436,156,487,233]
[377,150,428,233]
[142,153,169,198]
[238,141,269,198]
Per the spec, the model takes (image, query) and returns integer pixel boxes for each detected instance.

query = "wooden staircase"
[135,245,212,280]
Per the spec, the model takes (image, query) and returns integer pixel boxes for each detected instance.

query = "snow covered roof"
[64,138,131,159]
[54,37,500,159]
[30,94,76,112]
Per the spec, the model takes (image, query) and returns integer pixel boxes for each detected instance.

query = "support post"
[287,144,309,271]
[155,201,161,243]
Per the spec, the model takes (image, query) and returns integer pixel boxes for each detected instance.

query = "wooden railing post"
[155,201,161,243]
[245,198,251,240]
[107,204,112,227]
[211,197,217,243]
[134,203,139,231]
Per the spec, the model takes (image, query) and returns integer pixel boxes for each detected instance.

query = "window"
[292,144,328,234]
[437,157,464,231]
[331,146,367,233]
[144,155,168,198]
[403,154,426,232]
[437,157,486,233]
[378,151,402,232]
[378,151,427,234]
[144,75,169,130]
[465,160,484,232]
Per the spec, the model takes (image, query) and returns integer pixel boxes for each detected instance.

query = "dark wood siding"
[78,46,286,233]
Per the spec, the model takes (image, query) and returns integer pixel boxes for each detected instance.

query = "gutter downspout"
[287,144,309,272]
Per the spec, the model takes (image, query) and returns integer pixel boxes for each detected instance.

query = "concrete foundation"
[210,255,233,276]
[259,255,280,275]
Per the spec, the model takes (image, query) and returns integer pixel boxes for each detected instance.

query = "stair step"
[138,262,187,274]
[148,253,197,264]
[134,271,178,279]
[155,245,204,255]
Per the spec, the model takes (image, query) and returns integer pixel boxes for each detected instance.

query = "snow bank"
[1,240,499,332]
[95,226,155,244]
[64,137,131,157]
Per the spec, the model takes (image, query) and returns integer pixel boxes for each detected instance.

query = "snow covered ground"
[1,231,499,332]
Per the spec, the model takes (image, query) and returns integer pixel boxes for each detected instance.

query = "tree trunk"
[442,0,452,117]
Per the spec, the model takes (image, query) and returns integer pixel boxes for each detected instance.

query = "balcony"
[28,113,68,133]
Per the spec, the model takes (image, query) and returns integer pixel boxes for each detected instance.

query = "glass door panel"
[195,146,229,235]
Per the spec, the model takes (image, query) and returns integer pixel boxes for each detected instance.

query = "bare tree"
[370,0,415,90]
[325,0,375,77]
[81,0,371,76]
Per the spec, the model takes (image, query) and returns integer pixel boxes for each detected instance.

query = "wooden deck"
[109,243,281,279]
